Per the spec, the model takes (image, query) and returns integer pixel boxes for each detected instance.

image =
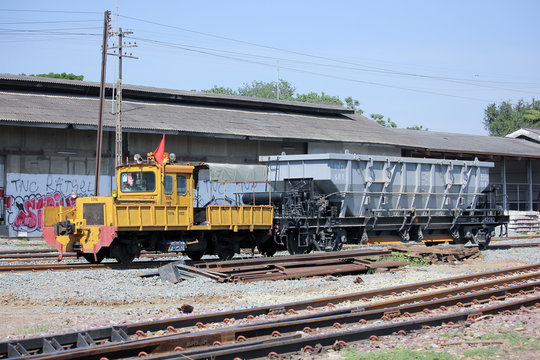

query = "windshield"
[120,171,156,193]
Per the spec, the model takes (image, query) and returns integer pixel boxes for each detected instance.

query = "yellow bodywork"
[43,163,273,254]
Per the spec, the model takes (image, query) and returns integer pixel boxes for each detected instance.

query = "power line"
[0,29,101,36]
[0,27,101,32]
[130,36,539,96]
[0,9,102,14]
[0,20,100,25]
[119,14,539,88]
[132,37,493,102]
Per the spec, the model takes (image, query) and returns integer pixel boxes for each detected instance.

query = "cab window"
[177,175,187,195]
[120,171,156,193]
[163,175,173,195]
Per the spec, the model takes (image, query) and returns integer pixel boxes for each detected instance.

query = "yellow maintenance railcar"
[42,153,273,263]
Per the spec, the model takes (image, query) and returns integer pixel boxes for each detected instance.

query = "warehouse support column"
[528,158,533,211]
[501,158,507,210]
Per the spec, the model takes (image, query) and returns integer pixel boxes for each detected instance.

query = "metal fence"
[493,182,540,211]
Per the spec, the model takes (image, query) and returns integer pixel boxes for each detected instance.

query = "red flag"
[154,134,165,164]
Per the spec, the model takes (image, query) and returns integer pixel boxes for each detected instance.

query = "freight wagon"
[254,152,507,256]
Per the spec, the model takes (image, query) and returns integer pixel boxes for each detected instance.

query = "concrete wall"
[0,125,313,236]
[1,124,538,236]
[308,142,401,156]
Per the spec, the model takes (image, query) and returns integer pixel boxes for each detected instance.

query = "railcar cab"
[115,153,194,211]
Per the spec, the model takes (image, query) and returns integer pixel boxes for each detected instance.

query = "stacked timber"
[388,244,480,263]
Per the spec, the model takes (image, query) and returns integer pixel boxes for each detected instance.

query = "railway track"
[0,249,391,273]
[1,240,538,265]
[0,250,188,263]
[2,263,539,359]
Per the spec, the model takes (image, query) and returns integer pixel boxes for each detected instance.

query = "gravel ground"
[1,235,539,358]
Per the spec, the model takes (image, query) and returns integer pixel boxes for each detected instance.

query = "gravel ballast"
[1,236,539,349]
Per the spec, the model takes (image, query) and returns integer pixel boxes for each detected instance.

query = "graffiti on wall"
[5,174,112,237]
[194,180,267,207]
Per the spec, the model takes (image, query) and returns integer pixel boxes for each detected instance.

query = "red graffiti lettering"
[6,191,89,234]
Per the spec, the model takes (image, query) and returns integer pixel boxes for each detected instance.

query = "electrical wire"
[119,14,539,88]
[0,20,100,25]
[130,36,538,97]
[0,9,102,14]
[133,37,494,102]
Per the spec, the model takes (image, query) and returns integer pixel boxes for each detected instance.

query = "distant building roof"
[506,127,540,144]
[1,74,540,159]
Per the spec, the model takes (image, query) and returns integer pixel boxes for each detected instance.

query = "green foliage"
[483,98,540,136]
[202,85,238,95]
[371,113,397,128]
[238,79,296,100]
[383,252,431,266]
[344,96,364,114]
[295,91,343,105]
[461,347,498,359]
[201,79,434,130]
[407,125,429,131]
[342,347,454,360]
[25,72,84,81]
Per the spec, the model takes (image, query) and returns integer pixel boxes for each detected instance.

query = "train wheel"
[81,252,105,264]
[471,228,491,250]
[110,242,137,264]
[185,251,204,261]
[286,230,311,255]
[329,230,347,252]
[257,240,277,257]
[115,250,136,264]
[185,236,207,260]
[212,233,234,261]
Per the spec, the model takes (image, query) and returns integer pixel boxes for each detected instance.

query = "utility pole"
[108,28,137,167]
[94,10,111,196]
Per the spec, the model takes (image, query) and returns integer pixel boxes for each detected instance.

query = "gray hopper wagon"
[252,153,508,255]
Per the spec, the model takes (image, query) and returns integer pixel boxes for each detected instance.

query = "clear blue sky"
[1,0,539,135]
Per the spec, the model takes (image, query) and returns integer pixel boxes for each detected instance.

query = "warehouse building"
[0,74,539,236]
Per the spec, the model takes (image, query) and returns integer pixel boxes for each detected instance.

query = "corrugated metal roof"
[391,128,540,158]
[0,73,351,115]
[0,91,397,145]
[1,74,539,158]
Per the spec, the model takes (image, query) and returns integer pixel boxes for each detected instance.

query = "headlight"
[134,154,143,164]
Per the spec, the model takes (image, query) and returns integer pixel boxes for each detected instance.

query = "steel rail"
[2,264,538,358]
[484,242,540,250]
[0,260,178,273]
[175,295,540,360]
[13,280,540,360]
[492,235,540,241]
[193,249,391,270]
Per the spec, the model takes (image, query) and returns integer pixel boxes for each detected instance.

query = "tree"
[202,85,237,95]
[24,72,84,80]
[371,113,397,128]
[344,96,363,115]
[483,99,540,136]
[406,125,429,131]
[200,79,431,130]
[238,79,295,101]
[295,91,343,105]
